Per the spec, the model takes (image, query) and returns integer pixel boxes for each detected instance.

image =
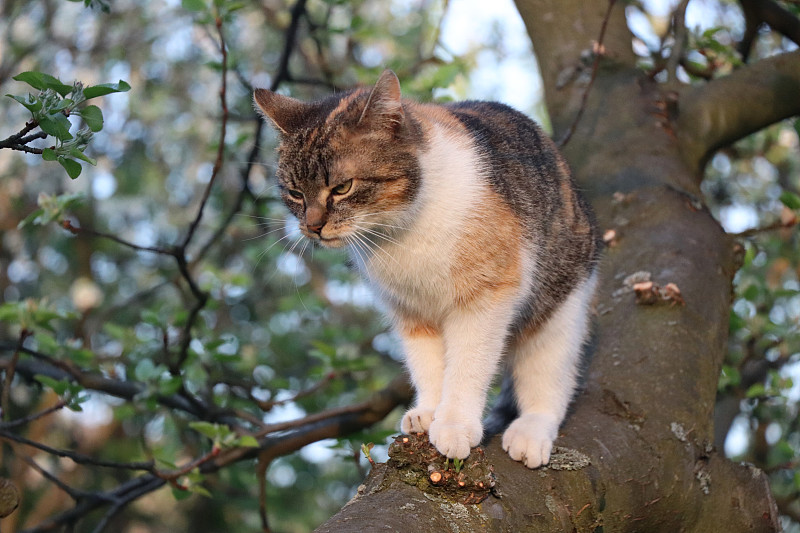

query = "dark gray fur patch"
[446,101,600,331]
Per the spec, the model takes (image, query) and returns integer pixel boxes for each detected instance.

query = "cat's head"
[253,70,422,248]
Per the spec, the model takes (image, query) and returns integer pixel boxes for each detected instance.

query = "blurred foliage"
[0,0,472,531]
[704,120,800,529]
[0,0,799,531]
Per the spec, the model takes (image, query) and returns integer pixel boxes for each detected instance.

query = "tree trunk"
[316,2,795,531]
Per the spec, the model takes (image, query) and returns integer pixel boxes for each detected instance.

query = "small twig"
[256,451,272,533]
[665,0,690,81]
[61,219,173,256]
[731,217,798,238]
[153,446,221,483]
[21,456,99,502]
[557,0,617,148]
[0,427,156,471]
[252,372,337,412]
[191,0,308,267]
[1,329,32,421]
[172,13,231,373]
[0,121,41,149]
[0,400,66,429]
[180,14,229,254]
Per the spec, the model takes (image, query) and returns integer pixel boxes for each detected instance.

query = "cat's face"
[254,71,422,248]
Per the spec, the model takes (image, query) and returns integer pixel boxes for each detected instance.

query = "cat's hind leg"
[503,273,597,468]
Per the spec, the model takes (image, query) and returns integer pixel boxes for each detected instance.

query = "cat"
[253,70,599,468]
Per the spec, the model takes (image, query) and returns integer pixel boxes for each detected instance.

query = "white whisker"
[242,226,288,241]
[252,232,298,271]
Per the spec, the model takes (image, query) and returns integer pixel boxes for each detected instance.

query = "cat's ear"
[253,89,308,135]
[357,69,404,130]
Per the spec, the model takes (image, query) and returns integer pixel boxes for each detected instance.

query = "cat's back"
[428,100,590,238]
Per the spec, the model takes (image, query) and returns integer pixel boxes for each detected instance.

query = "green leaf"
[79,105,103,132]
[0,302,22,323]
[171,487,193,501]
[189,421,230,441]
[57,157,82,179]
[42,148,57,161]
[68,147,97,166]
[6,93,42,113]
[718,364,741,390]
[237,435,260,448]
[82,80,131,100]
[38,114,73,141]
[17,208,44,229]
[134,358,158,381]
[13,71,73,96]
[745,383,766,398]
[158,376,183,396]
[779,190,800,210]
[34,375,69,395]
[188,485,212,498]
[182,0,207,11]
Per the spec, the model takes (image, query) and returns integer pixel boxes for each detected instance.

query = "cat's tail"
[481,371,518,444]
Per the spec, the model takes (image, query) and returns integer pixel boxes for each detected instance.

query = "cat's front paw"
[401,407,435,434]
[502,413,559,469]
[428,417,482,459]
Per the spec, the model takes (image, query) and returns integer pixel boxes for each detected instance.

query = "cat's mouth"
[302,232,346,248]
[318,236,346,248]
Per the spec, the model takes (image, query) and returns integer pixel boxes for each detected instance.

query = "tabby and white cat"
[254,70,599,468]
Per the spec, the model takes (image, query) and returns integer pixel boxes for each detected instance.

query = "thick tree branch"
[677,50,800,173]
[738,0,800,60]
[513,0,636,135]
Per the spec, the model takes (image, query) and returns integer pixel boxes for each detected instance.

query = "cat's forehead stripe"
[324,90,365,125]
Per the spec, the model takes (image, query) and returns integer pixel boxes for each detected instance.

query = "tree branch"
[677,49,800,172]
[13,374,411,533]
[738,0,800,61]
[557,0,618,148]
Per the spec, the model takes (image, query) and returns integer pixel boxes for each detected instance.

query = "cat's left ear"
[253,89,308,136]
[357,69,404,130]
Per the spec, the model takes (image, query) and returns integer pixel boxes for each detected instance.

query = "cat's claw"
[502,413,559,469]
[401,407,435,434]
[428,418,482,460]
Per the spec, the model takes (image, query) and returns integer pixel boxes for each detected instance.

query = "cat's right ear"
[357,69,404,130]
[253,89,308,136]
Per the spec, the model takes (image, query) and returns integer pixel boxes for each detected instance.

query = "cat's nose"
[306,222,324,235]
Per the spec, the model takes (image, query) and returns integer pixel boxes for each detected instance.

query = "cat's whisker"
[235,213,289,222]
[352,230,400,268]
[344,235,370,271]
[348,212,410,230]
[241,226,291,242]
[357,226,404,247]
[252,232,299,271]
[351,224,406,251]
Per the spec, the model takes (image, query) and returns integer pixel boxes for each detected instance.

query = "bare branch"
[557,0,618,148]
[1,329,31,421]
[14,375,411,533]
[665,0,690,81]
[0,428,156,471]
[0,400,66,430]
[677,49,800,172]
[738,0,800,60]
[61,219,173,256]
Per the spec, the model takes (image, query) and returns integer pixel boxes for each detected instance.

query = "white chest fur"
[348,124,487,319]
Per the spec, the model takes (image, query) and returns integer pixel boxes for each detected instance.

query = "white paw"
[428,417,482,459]
[401,407,434,434]
[502,413,560,469]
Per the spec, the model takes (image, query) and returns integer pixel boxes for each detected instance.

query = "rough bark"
[316,1,784,531]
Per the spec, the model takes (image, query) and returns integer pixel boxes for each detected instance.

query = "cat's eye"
[287,189,304,201]
[331,179,353,196]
